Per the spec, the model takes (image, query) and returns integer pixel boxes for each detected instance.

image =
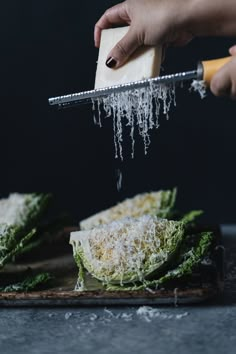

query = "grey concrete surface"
[0,226,235,354]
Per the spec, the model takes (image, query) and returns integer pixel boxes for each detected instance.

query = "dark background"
[0,0,236,224]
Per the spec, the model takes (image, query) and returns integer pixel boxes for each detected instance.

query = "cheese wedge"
[95,26,162,89]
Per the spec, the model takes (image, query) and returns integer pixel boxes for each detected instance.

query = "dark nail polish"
[106,57,117,68]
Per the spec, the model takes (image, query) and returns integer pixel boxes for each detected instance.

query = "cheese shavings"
[136,306,189,322]
[92,82,176,160]
[80,189,177,231]
[190,80,207,99]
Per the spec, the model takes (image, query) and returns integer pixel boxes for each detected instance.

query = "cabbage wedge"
[80,188,177,230]
[70,215,187,289]
[106,231,214,291]
[0,193,51,269]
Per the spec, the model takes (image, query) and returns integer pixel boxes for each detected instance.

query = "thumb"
[106,28,139,69]
[229,45,236,55]
[210,61,232,98]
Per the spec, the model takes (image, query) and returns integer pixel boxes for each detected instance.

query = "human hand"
[95,0,236,70]
[94,0,193,68]
[210,46,236,100]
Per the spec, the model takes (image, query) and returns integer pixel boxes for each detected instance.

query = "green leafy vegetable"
[180,210,203,224]
[106,231,213,291]
[0,193,51,269]
[71,208,215,292]
[0,273,52,293]
[0,228,37,269]
[80,188,177,230]
[157,188,177,218]
[70,215,193,290]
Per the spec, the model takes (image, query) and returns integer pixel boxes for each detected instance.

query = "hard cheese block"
[95,26,162,89]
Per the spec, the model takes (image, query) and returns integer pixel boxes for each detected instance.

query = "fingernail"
[106,57,117,68]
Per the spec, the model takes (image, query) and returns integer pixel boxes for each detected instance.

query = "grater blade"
[48,69,199,109]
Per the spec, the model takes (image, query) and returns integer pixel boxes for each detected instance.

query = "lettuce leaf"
[0,228,37,269]
[0,193,51,269]
[157,188,177,218]
[0,273,52,293]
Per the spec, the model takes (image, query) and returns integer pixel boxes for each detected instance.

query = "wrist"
[182,0,236,37]
[175,0,198,35]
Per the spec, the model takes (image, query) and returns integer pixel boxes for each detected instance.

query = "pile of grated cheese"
[0,194,30,226]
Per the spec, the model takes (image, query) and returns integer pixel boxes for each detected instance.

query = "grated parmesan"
[0,194,29,226]
[65,312,72,320]
[0,193,41,227]
[80,190,164,231]
[92,82,176,159]
[136,306,189,322]
[116,168,123,192]
[190,80,207,99]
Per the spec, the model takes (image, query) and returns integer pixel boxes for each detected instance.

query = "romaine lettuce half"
[70,215,187,289]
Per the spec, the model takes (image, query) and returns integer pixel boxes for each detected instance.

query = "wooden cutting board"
[0,226,224,307]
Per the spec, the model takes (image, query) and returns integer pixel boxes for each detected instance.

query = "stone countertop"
[0,225,235,354]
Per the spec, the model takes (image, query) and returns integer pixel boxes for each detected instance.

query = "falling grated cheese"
[92,82,176,159]
[116,168,123,192]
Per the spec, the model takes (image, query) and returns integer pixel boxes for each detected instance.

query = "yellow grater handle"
[201,56,232,85]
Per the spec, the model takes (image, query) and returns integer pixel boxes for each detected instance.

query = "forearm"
[185,0,236,37]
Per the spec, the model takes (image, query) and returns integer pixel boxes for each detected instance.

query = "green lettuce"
[0,193,51,269]
[157,188,177,218]
[106,231,213,291]
[0,228,37,269]
[0,273,52,293]
[71,215,203,290]
[71,212,215,292]
[0,193,57,293]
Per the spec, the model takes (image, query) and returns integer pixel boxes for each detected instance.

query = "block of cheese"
[95,26,162,89]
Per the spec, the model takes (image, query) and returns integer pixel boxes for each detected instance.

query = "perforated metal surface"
[48,70,198,108]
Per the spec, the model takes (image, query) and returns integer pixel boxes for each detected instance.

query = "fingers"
[229,45,236,55]
[105,27,139,68]
[210,57,236,100]
[94,2,130,48]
